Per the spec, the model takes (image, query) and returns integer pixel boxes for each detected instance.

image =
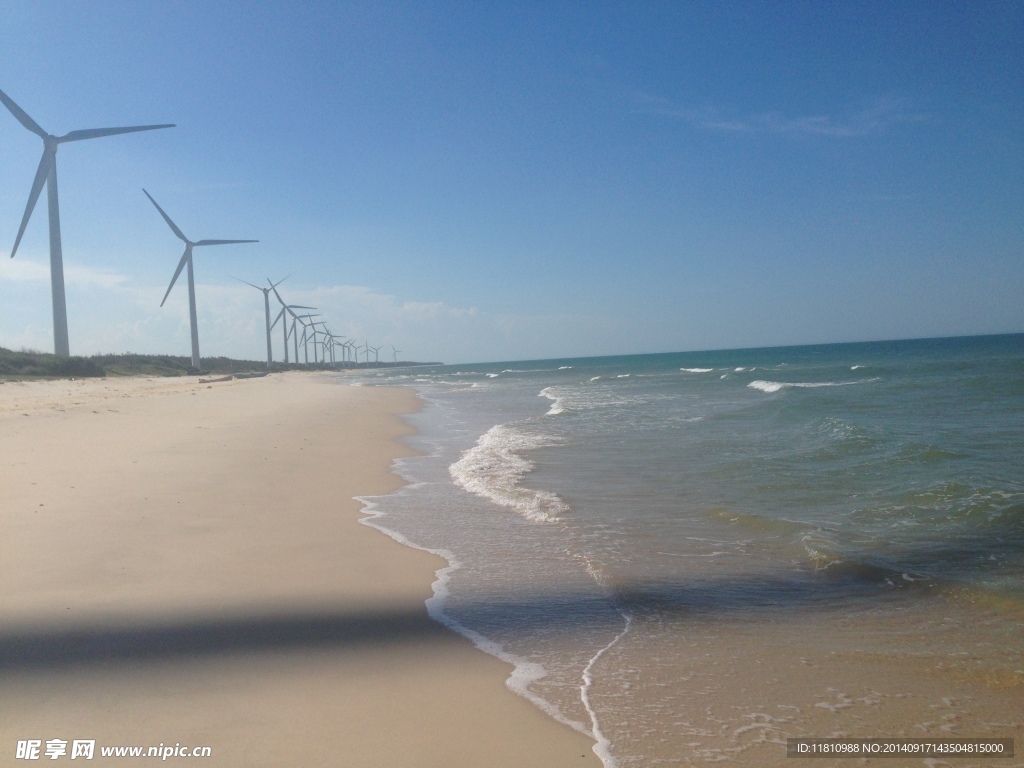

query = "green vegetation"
[0,347,438,380]
[0,348,267,379]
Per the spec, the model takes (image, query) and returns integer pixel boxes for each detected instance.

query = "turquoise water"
[355,334,1023,766]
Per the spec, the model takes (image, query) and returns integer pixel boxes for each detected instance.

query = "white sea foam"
[590,376,602,381]
[449,424,568,522]
[748,378,880,394]
[680,367,713,373]
[580,610,631,768]
[559,366,572,369]
[540,387,565,415]
[616,374,630,378]
[486,373,500,378]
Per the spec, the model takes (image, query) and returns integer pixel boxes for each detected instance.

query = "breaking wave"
[748,378,880,393]
[449,424,568,523]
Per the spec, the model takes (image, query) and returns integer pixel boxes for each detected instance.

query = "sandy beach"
[0,373,601,766]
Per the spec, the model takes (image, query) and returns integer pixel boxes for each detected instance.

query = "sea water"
[352,334,1023,766]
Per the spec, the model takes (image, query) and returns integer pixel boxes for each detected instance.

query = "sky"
[0,0,1021,365]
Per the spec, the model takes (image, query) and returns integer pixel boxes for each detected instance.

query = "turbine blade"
[10,148,53,258]
[268,274,291,290]
[143,189,189,243]
[271,307,285,329]
[0,88,48,138]
[59,124,175,143]
[160,249,191,307]
[233,276,263,290]
[270,283,286,306]
[285,304,316,319]
[194,239,258,246]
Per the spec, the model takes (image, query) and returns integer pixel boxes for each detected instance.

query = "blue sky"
[1,1,1020,364]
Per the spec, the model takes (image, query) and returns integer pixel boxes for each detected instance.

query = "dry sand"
[0,373,602,766]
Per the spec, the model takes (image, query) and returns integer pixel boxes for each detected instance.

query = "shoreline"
[0,372,602,766]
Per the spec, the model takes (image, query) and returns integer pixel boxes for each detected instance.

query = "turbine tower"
[0,87,174,356]
[144,189,257,370]
[236,275,287,369]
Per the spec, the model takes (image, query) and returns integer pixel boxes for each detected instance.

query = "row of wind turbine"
[3,86,406,369]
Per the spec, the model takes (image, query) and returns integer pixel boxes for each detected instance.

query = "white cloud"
[0,257,50,283]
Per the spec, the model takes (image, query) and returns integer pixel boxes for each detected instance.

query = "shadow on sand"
[0,567,940,675]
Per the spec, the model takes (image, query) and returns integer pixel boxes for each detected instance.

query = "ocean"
[350,334,1023,766]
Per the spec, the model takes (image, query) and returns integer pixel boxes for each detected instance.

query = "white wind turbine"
[310,321,330,364]
[144,189,257,370]
[343,339,357,367]
[325,332,346,366]
[268,282,313,365]
[391,345,401,364]
[236,275,287,369]
[319,329,333,365]
[295,313,320,364]
[270,302,314,365]
[0,87,174,356]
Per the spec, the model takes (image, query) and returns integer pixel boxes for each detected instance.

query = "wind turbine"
[391,346,401,364]
[295,313,320,364]
[268,282,312,365]
[236,275,287,369]
[325,332,346,366]
[270,301,313,364]
[344,339,358,367]
[319,329,333,366]
[0,87,174,356]
[144,189,257,370]
[310,321,330,364]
